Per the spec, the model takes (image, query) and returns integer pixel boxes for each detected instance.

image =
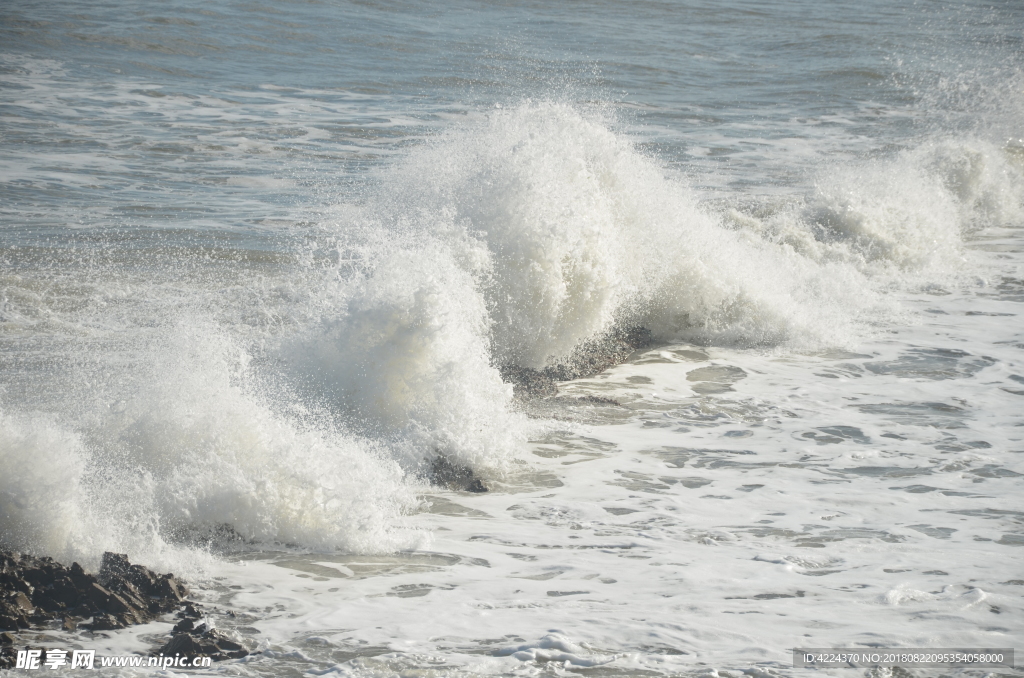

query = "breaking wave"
[1,100,1021,564]
[287,102,1022,454]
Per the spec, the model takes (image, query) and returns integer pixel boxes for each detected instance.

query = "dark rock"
[99,552,131,585]
[67,603,94,618]
[206,630,246,656]
[499,364,559,398]
[466,479,488,493]
[62,616,78,631]
[430,455,488,493]
[160,632,209,656]
[86,582,113,609]
[69,562,90,587]
[544,325,652,382]
[165,522,253,550]
[49,577,81,607]
[501,325,654,399]
[2,644,50,670]
[155,628,249,662]
[156,575,187,602]
[0,600,29,629]
[573,395,623,406]
[126,564,158,592]
[0,573,31,596]
[86,613,125,631]
[31,590,63,614]
[9,592,33,613]
[172,618,195,634]
[28,611,52,624]
[0,632,13,645]
[116,611,142,627]
[105,589,145,618]
[179,601,203,619]
[0,550,192,636]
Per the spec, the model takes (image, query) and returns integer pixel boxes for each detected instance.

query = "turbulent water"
[1,0,1023,675]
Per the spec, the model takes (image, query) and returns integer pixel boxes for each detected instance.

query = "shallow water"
[1,0,1023,675]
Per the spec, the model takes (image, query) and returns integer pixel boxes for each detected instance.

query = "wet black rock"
[179,601,204,619]
[88,613,126,631]
[430,455,489,493]
[0,550,244,669]
[165,522,255,550]
[540,394,625,408]
[0,644,25,670]
[172,617,195,634]
[0,550,188,635]
[155,627,249,661]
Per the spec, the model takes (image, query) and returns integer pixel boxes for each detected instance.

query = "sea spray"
[282,240,526,474]
[308,103,884,368]
[2,102,1020,563]
[287,103,1022,474]
[0,322,425,565]
[0,409,89,560]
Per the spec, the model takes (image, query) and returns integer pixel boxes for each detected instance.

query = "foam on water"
[1,2,1023,674]
[3,98,1023,566]
[290,102,1022,432]
[282,240,527,473]
[278,101,883,478]
[312,104,860,372]
[1,102,1022,569]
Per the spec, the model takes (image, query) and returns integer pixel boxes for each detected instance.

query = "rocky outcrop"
[155,618,249,661]
[0,550,201,669]
[0,551,187,635]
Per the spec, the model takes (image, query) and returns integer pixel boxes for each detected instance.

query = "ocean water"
[1,0,1023,675]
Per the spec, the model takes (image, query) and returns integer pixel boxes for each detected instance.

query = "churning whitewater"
[4,100,1021,563]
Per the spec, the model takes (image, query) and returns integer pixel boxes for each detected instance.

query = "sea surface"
[1,0,1023,675]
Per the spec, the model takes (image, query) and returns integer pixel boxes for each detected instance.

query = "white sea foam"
[1,101,1020,566]
[0,323,424,567]
[283,241,526,473]
[285,102,869,478]
[109,328,421,552]
[301,103,1022,399]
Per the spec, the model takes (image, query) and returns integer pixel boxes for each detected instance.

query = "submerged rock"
[498,364,559,398]
[501,325,653,399]
[544,325,653,383]
[165,521,255,550]
[430,455,489,493]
